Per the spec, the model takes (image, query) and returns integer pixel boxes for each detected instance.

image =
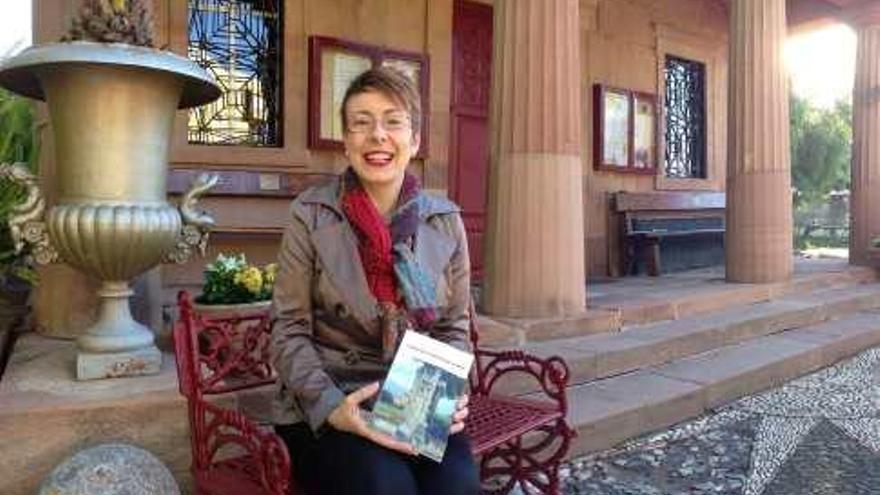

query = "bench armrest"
[191,399,292,495]
[470,348,570,416]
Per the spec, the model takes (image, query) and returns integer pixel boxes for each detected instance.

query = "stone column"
[849,8,880,265]
[725,0,793,283]
[482,0,586,317]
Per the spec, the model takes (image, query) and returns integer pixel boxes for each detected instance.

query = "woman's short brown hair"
[340,67,422,136]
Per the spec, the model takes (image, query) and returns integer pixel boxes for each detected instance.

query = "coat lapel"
[311,221,380,336]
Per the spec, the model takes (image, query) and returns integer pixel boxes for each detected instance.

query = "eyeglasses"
[345,113,412,134]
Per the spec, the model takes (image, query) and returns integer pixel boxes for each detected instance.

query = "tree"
[790,94,852,248]
[790,94,851,209]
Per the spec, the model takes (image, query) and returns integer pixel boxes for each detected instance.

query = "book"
[368,330,474,462]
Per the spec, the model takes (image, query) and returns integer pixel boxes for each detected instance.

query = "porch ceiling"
[721,0,878,29]
[786,0,876,28]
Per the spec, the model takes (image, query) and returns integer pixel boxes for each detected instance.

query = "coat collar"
[299,174,459,333]
[297,174,460,221]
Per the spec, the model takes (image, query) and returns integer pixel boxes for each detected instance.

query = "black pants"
[275,423,480,495]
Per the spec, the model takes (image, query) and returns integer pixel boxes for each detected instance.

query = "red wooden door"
[449,0,492,280]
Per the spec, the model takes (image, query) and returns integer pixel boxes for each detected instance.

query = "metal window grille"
[188,0,283,146]
[664,55,706,179]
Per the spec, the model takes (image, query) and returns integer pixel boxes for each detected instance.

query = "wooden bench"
[613,191,725,276]
[173,292,575,495]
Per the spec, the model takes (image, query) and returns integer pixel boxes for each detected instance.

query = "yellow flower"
[264,263,278,285]
[234,266,264,296]
[105,0,126,13]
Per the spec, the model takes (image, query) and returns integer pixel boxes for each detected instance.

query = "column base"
[725,171,793,284]
[76,346,162,381]
[483,152,586,317]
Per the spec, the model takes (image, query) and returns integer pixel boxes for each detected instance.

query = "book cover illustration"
[369,331,474,462]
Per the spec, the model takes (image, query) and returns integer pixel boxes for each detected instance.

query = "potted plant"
[193,253,277,318]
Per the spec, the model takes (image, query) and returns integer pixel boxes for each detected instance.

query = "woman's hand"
[449,394,469,435]
[326,382,417,455]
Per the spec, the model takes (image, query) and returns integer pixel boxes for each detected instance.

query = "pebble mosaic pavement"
[552,347,880,495]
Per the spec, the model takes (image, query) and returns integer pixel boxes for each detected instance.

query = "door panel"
[450,0,492,280]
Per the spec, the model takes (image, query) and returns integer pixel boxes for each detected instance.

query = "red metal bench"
[174,292,575,494]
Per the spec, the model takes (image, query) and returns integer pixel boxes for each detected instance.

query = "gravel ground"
[554,347,880,495]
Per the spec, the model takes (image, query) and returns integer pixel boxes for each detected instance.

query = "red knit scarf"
[342,186,397,304]
[341,169,420,307]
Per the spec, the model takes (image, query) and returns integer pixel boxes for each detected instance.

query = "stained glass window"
[188,0,283,146]
[664,55,706,179]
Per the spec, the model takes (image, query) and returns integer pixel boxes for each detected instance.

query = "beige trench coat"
[270,175,472,433]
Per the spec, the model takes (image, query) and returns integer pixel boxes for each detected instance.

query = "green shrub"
[0,79,41,288]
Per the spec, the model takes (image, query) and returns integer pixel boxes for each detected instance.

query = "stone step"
[476,264,877,346]
[590,265,877,326]
[475,308,621,348]
[560,310,880,457]
[494,283,880,396]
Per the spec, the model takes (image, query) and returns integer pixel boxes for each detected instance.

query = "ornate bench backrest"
[174,291,276,400]
[173,291,293,494]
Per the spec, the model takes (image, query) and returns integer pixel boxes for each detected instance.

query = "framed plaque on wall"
[308,36,430,157]
[593,84,657,174]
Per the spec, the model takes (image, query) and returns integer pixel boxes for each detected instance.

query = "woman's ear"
[411,133,421,156]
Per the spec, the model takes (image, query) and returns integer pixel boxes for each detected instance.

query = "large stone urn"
[0,41,221,380]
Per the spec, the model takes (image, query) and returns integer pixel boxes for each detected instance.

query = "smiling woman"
[270,67,479,495]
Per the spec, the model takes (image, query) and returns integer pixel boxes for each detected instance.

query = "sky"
[0,0,31,57]
[0,3,859,108]
[785,23,857,108]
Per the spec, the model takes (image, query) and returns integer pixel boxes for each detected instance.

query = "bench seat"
[467,395,563,454]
